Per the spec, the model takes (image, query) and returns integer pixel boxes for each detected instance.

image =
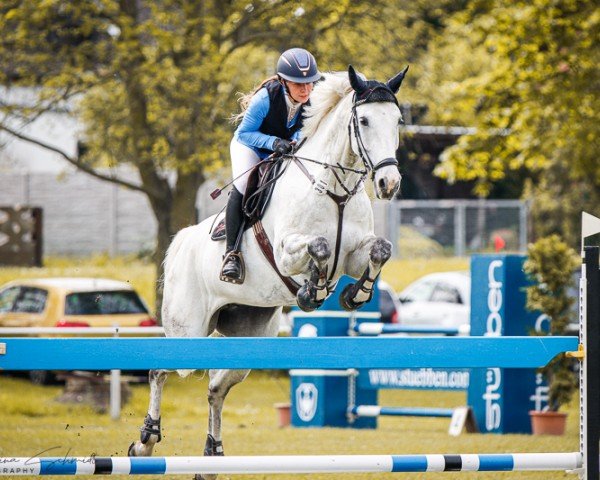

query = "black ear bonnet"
[348,65,409,107]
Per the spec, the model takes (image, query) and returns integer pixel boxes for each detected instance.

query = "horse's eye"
[359,117,369,127]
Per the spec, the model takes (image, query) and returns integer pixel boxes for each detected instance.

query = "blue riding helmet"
[277,48,321,83]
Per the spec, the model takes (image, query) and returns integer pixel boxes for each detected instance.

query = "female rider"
[221,48,321,284]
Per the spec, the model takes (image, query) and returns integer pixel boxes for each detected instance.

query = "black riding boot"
[220,187,245,284]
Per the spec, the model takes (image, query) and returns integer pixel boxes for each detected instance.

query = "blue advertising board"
[467,255,547,434]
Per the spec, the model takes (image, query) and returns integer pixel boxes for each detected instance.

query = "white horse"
[129,65,408,479]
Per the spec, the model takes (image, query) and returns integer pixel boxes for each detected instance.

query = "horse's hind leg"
[341,235,392,310]
[208,369,250,452]
[195,306,280,480]
[128,369,169,457]
[193,369,249,480]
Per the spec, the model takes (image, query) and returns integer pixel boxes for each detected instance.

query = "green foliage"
[523,164,600,247]
[524,234,579,411]
[423,0,599,242]
[315,1,468,100]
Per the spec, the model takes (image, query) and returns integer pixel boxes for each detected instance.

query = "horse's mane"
[301,72,353,139]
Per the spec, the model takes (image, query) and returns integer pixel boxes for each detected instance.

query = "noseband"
[348,85,400,179]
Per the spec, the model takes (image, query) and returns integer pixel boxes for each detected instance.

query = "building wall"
[0,171,157,256]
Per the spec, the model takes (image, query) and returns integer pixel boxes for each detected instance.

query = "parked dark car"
[378,280,401,323]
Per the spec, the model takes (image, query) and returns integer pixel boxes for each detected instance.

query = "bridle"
[348,85,401,180]
[289,84,401,198]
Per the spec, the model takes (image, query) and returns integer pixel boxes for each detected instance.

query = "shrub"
[524,235,579,411]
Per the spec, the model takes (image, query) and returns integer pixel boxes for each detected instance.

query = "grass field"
[0,256,578,479]
[0,373,579,480]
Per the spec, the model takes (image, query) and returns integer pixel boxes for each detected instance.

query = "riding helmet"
[277,48,321,83]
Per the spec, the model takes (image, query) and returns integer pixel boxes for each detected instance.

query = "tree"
[0,0,376,316]
[420,0,599,244]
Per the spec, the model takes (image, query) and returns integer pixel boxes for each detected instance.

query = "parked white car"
[397,271,470,329]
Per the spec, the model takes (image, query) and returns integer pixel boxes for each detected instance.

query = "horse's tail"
[162,228,189,280]
[161,226,207,379]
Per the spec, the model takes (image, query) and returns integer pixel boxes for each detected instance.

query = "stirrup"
[220,251,245,284]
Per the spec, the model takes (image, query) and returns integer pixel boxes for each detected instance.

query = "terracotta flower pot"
[529,410,567,435]
[274,402,291,428]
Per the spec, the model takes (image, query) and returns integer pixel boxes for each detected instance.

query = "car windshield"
[65,290,147,315]
[431,284,463,304]
[399,280,436,303]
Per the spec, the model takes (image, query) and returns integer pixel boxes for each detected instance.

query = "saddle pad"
[210,218,226,241]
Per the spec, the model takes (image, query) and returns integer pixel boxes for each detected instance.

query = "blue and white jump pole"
[0,452,584,476]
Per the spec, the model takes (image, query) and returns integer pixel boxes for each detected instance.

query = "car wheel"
[28,370,55,385]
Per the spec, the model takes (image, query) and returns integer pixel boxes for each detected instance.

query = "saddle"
[210,157,286,241]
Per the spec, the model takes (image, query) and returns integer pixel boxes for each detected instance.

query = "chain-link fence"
[385,199,529,258]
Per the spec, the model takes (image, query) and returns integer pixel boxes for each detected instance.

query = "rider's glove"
[272,138,294,155]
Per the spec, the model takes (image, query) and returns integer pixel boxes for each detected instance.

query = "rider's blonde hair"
[231,75,280,124]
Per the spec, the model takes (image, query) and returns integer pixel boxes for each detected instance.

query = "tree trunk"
[150,170,205,322]
[172,169,205,232]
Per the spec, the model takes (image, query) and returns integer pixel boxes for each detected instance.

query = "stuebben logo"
[483,259,503,431]
[486,259,503,336]
[483,367,502,430]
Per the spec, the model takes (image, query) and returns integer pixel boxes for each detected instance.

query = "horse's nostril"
[378,178,387,191]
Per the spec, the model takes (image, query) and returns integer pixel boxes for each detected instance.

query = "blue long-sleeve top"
[234,87,303,159]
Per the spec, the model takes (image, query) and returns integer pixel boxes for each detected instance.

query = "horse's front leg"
[340,235,392,310]
[278,234,331,312]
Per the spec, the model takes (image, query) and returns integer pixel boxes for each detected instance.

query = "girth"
[253,221,301,295]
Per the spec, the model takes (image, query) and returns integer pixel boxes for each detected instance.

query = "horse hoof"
[339,283,366,311]
[194,474,217,480]
[195,435,223,480]
[128,440,154,457]
[127,442,136,457]
[128,441,146,457]
[296,283,324,312]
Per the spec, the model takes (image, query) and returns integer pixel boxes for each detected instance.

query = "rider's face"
[285,81,313,104]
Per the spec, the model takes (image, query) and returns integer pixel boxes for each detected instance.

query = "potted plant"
[524,234,579,435]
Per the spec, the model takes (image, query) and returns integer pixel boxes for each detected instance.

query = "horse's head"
[348,65,408,200]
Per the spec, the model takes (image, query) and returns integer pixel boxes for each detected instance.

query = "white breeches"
[231,139,261,194]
